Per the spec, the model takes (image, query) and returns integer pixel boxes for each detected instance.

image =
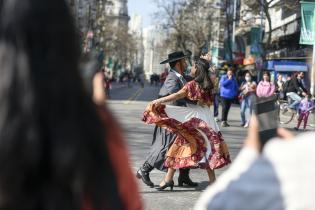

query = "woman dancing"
[143,58,231,191]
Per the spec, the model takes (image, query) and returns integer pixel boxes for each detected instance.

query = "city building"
[209,0,227,67]
[234,0,265,77]
[143,24,167,79]
[129,14,144,70]
[67,0,129,42]
[263,0,311,85]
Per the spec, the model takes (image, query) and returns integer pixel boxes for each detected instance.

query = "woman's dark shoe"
[156,180,174,191]
[178,168,198,187]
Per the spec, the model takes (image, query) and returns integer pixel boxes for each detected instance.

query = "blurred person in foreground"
[195,115,315,210]
[0,0,142,210]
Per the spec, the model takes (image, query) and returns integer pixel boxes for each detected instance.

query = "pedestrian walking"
[256,71,275,98]
[0,0,142,209]
[136,51,198,188]
[211,72,220,122]
[294,93,314,131]
[219,68,239,127]
[275,74,285,99]
[143,58,231,190]
[239,72,256,128]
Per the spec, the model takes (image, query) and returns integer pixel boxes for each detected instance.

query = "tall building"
[66,0,129,38]
[67,0,97,37]
[106,0,130,28]
[129,14,144,70]
[143,25,167,79]
[208,0,226,66]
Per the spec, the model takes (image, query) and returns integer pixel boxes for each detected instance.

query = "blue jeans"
[240,95,252,125]
[287,92,301,110]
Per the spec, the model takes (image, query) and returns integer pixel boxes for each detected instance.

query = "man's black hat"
[160,51,190,64]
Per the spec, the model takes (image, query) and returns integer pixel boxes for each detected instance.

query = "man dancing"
[136,51,198,188]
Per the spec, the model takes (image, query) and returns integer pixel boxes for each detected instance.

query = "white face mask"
[245,76,251,82]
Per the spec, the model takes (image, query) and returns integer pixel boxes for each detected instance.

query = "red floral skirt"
[142,104,231,170]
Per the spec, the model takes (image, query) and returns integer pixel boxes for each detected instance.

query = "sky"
[128,0,156,28]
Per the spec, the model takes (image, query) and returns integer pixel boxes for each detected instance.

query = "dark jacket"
[284,77,307,94]
[158,69,186,106]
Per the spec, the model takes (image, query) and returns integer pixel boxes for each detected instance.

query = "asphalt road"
[106,82,311,210]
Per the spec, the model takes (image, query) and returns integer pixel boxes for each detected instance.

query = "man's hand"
[244,116,260,151]
[244,116,294,152]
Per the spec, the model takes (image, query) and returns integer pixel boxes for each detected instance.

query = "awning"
[266,60,308,72]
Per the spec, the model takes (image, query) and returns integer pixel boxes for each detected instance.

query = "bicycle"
[277,98,315,128]
[277,99,296,124]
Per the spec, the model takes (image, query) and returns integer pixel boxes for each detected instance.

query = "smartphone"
[253,95,278,149]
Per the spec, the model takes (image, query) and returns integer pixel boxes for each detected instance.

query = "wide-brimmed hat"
[160,51,190,64]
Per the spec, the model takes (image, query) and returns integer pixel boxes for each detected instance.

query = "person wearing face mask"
[239,72,257,128]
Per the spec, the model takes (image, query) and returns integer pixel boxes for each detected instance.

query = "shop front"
[266,60,309,86]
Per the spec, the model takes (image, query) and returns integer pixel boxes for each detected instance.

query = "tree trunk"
[264,6,272,50]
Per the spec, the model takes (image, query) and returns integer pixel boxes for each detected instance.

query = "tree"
[92,0,137,71]
[154,0,217,56]
[243,0,300,50]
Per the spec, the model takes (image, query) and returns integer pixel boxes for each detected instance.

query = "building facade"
[143,25,167,79]
[67,0,129,43]
[129,14,144,71]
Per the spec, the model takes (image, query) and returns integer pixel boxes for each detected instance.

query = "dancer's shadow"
[141,181,210,194]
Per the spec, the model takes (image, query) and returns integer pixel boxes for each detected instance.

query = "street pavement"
[106,82,311,210]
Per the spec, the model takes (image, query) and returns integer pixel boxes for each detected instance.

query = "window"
[281,0,298,20]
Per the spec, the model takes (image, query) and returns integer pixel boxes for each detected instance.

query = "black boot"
[178,168,198,187]
[136,162,154,187]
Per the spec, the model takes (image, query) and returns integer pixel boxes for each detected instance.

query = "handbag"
[238,93,245,103]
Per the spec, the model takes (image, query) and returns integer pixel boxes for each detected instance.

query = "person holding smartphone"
[195,116,315,210]
[219,68,239,127]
